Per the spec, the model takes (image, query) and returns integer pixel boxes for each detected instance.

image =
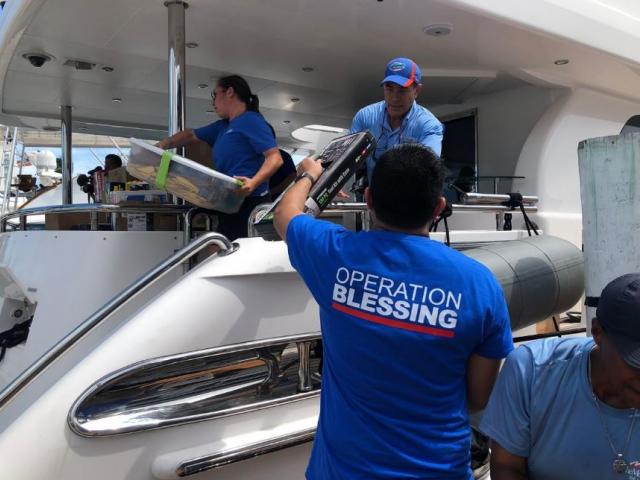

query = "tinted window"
[441,114,476,201]
[621,115,640,135]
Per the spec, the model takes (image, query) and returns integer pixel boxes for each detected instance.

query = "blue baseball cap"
[597,273,640,368]
[381,58,422,87]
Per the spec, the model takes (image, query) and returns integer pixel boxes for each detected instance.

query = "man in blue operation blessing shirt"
[351,57,444,183]
[274,144,513,479]
[480,273,640,480]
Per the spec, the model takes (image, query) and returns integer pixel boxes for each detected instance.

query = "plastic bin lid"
[127,138,244,213]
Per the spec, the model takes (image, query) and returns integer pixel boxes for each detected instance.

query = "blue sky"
[23,147,130,175]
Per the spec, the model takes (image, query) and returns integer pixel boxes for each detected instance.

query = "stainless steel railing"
[247,202,373,238]
[176,426,317,477]
[317,201,539,213]
[247,201,538,238]
[0,232,237,409]
[459,192,538,205]
[0,203,224,247]
[0,203,193,231]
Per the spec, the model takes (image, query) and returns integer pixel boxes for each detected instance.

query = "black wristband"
[295,171,317,186]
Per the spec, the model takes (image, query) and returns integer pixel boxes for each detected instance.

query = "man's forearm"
[466,354,500,413]
[284,176,313,210]
[273,175,314,240]
[489,443,529,480]
[274,157,323,241]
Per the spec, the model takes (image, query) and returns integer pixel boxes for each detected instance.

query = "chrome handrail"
[452,204,538,212]
[247,202,373,238]
[0,203,193,232]
[460,192,538,205]
[247,201,538,238]
[176,426,316,477]
[320,201,538,213]
[0,232,237,409]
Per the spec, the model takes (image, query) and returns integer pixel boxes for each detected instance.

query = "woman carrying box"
[157,75,283,240]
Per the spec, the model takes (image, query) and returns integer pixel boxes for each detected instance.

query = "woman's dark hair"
[370,144,445,229]
[218,75,259,112]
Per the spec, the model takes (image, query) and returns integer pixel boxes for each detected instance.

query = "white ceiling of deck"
[1,0,639,143]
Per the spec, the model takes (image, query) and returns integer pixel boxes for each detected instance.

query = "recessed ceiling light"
[290,97,300,102]
[423,23,453,37]
[102,66,114,72]
[302,67,314,72]
[304,124,344,133]
[111,97,122,103]
[283,120,291,124]
[554,59,570,65]
[186,42,199,49]
[197,83,208,89]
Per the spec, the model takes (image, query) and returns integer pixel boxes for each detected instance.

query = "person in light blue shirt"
[480,273,640,480]
[274,144,513,480]
[350,57,444,181]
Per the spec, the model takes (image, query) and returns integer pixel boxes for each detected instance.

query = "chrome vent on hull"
[68,333,322,436]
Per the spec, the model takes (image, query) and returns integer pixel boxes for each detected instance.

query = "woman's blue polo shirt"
[194,111,276,196]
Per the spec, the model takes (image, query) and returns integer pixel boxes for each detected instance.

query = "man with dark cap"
[481,273,640,480]
[350,57,443,181]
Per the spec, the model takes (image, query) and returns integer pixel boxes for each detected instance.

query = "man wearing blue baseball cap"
[350,57,444,182]
[480,272,640,479]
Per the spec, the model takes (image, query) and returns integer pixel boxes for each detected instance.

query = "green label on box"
[156,151,172,190]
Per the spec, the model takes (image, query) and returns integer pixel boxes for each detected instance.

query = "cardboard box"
[45,212,92,230]
[109,190,168,204]
[45,208,178,232]
[150,212,178,231]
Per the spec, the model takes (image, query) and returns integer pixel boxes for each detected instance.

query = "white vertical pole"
[578,132,640,331]
[0,126,9,194]
[1,127,18,215]
[61,105,73,205]
[14,141,25,209]
[165,0,188,206]
[165,0,187,146]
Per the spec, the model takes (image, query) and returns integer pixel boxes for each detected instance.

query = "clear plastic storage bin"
[126,138,243,213]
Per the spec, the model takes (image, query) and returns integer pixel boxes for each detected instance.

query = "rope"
[430,200,452,246]
[502,193,539,236]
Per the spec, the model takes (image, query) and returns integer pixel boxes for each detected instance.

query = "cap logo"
[389,62,405,72]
